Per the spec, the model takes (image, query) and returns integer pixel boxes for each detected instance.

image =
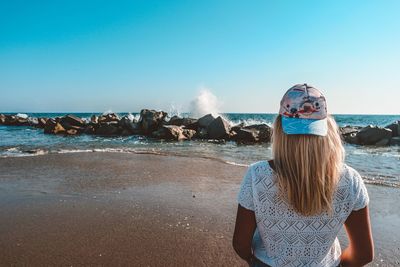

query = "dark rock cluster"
[340,121,400,146]
[0,110,271,144]
[1,112,399,146]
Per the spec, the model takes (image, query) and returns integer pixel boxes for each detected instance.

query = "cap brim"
[281,116,328,136]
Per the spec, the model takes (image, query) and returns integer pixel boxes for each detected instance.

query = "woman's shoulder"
[339,163,363,184]
[247,160,275,184]
[248,160,272,173]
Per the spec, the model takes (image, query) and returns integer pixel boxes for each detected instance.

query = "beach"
[0,152,399,266]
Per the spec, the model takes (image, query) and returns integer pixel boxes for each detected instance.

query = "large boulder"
[343,133,359,144]
[58,115,86,134]
[244,124,272,142]
[3,114,29,126]
[44,119,56,134]
[356,125,392,145]
[98,113,120,124]
[198,114,216,128]
[152,125,187,141]
[139,109,167,135]
[385,121,400,137]
[60,115,85,128]
[44,119,66,135]
[233,128,259,143]
[340,126,361,136]
[207,116,231,140]
[83,125,96,135]
[95,123,120,136]
[90,115,99,124]
[196,128,208,139]
[0,114,5,124]
[119,115,140,134]
[37,118,48,128]
[167,116,198,128]
[27,117,39,127]
[231,123,245,133]
[183,129,196,140]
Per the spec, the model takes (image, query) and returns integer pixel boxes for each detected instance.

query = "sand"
[0,152,399,266]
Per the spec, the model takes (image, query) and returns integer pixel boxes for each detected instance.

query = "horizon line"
[0,111,399,116]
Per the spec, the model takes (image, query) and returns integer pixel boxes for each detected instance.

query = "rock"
[340,126,361,136]
[244,124,272,142]
[83,125,96,135]
[90,115,99,124]
[207,116,231,139]
[343,133,359,144]
[198,114,216,128]
[233,128,259,143]
[385,121,400,137]
[53,123,66,134]
[231,123,245,133]
[98,113,120,124]
[375,138,391,146]
[16,113,28,119]
[3,115,29,126]
[139,109,167,135]
[66,129,78,135]
[167,116,198,127]
[340,126,362,144]
[183,129,196,140]
[184,121,199,131]
[390,137,400,146]
[95,123,120,136]
[0,114,5,124]
[119,115,141,134]
[37,118,48,128]
[356,125,392,145]
[152,125,187,141]
[44,119,66,135]
[197,128,208,139]
[60,115,85,128]
[44,119,57,134]
[27,117,39,127]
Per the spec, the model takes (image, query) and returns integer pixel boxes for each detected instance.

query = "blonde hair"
[272,115,344,216]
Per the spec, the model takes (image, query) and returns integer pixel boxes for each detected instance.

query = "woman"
[233,84,373,267]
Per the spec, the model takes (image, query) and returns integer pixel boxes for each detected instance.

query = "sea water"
[0,113,399,187]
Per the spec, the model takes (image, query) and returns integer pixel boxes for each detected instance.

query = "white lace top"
[237,161,369,267]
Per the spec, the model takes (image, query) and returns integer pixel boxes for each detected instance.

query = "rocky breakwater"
[340,121,400,146]
[0,111,272,144]
[1,112,399,146]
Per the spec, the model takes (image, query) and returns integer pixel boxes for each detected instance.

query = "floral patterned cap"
[279,84,328,136]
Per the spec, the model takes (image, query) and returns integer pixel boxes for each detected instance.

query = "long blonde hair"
[272,115,344,216]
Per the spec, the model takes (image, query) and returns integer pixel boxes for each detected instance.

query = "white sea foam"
[224,161,249,167]
[16,113,28,119]
[102,110,114,115]
[189,88,221,118]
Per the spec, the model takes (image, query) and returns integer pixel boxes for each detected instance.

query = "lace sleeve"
[351,169,370,211]
[237,166,255,211]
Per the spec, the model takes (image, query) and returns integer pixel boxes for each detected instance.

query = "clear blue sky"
[0,0,399,114]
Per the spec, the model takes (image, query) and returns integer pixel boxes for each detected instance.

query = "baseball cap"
[279,84,328,136]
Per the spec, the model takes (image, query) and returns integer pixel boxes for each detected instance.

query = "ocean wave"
[0,147,48,157]
[224,161,249,167]
[363,178,400,188]
[228,118,273,127]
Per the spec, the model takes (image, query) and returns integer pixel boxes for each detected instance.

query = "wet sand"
[0,153,399,266]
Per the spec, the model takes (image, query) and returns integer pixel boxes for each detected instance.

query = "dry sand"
[0,152,399,266]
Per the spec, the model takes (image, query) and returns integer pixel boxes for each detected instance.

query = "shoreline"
[0,152,399,266]
[1,147,398,188]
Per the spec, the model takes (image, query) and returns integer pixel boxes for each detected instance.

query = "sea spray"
[189,88,221,118]
[167,104,182,118]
